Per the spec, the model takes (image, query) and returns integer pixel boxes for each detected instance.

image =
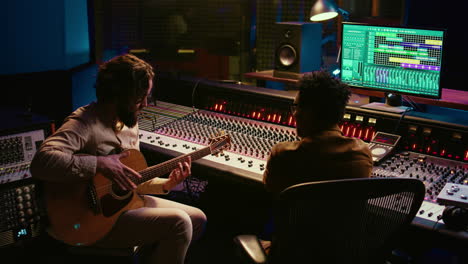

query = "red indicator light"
[455,156,460,160]
[364,128,369,139]
[351,127,356,137]
[426,146,431,153]
[219,105,223,111]
[464,150,468,161]
[340,125,344,131]
[273,114,277,122]
[448,154,452,158]
[267,114,271,121]
[214,104,219,111]
[252,112,256,118]
[288,116,293,125]
[412,144,417,150]
[371,131,376,139]
[345,126,350,136]
[277,115,282,123]
[441,149,446,156]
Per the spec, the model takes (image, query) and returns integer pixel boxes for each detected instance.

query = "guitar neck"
[134,146,211,184]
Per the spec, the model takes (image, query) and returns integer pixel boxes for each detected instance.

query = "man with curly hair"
[257,70,373,254]
[263,70,373,194]
[31,54,206,264]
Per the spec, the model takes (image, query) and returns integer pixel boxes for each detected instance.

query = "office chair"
[234,178,425,264]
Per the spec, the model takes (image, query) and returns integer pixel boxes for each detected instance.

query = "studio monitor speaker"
[273,22,322,80]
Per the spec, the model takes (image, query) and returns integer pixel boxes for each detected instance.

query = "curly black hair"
[95,54,155,104]
[297,70,351,128]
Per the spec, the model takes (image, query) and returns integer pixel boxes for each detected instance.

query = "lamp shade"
[310,0,339,21]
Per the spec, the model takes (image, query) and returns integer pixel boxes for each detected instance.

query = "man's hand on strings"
[97,152,141,191]
[163,156,192,192]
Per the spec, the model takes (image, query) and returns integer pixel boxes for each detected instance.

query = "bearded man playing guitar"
[30,54,208,264]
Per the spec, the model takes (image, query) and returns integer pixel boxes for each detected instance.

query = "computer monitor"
[340,22,446,112]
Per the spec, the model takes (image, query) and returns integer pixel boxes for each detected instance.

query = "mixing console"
[372,151,467,224]
[139,130,266,182]
[139,102,297,182]
[139,99,467,234]
[160,110,298,159]
[138,101,194,132]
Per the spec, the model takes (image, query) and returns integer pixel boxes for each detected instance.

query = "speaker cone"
[277,44,297,67]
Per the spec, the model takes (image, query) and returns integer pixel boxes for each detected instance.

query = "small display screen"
[373,133,400,145]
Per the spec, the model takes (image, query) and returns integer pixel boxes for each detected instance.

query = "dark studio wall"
[1,0,96,126]
[2,0,92,75]
[404,0,468,92]
[1,0,466,128]
[100,0,466,91]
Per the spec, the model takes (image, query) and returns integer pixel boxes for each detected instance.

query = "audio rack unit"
[0,109,53,247]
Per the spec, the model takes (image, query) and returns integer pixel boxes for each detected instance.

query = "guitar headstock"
[208,131,231,156]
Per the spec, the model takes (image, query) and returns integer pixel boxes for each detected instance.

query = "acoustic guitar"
[43,134,231,246]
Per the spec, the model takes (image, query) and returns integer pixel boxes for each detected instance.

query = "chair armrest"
[233,235,267,264]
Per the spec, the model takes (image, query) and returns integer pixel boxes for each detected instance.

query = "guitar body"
[44,149,147,246]
[42,133,231,246]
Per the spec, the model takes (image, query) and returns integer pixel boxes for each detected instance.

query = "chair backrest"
[268,178,425,264]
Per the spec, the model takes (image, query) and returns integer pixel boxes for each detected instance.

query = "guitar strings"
[93,165,173,194]
[93,150,207,194]
[92,138,227,195]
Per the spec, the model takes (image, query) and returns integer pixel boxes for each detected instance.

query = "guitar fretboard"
[135,147,211,184]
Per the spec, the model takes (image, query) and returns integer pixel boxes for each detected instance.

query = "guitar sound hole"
[111,183,131,198]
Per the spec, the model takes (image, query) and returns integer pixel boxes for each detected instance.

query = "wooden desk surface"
[244,70,468,111]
